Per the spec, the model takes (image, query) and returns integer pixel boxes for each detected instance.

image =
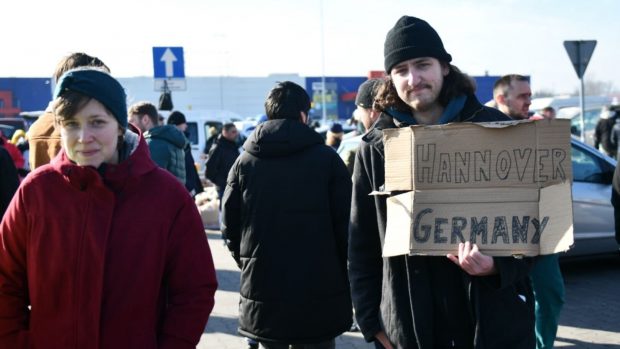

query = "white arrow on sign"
[160,48,178,78]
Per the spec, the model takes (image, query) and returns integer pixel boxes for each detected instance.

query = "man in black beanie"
[348,16,535,349]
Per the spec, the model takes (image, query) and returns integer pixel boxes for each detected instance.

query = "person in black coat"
[222,81,352,349]
[348,16,534,349]
[205,123,240,204]
[607,107,620,159]
[0,146,19,218]
[594,107,619,158]
[611,158,620,249]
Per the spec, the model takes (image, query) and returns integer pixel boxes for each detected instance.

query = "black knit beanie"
[384,16,452,74]
[54,68,128,129]
[167,111,187,125]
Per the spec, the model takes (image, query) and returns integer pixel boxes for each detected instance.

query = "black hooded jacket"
[205,136,240,190]
[222,119,353,344]
[349,95,535,349]
[0,146,19,218]
[611,159,620,245]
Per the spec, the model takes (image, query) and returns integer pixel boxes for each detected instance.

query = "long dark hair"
[53,90,93,124]
[375,64,476,113]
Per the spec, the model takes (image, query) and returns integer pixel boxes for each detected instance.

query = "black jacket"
[222,119,353,344]
[349,95,535,349]
[611,158,620,245]
[594,116,618,157]
[183,144,204,196]
[0,146,19,218]
[205,136,240,190]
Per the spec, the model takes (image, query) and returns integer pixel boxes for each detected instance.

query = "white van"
[529,95,613,115]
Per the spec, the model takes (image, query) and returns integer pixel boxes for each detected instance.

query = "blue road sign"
[153,47,185,79]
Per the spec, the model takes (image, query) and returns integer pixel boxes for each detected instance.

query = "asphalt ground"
[199,230,620,348]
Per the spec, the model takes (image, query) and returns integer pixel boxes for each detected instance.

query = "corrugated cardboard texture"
[383,120,573,191]
[381,120,574,257]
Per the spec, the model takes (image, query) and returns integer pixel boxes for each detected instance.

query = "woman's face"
[59,99,121,168]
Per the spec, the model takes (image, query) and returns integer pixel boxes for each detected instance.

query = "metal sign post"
[563,40,597,142]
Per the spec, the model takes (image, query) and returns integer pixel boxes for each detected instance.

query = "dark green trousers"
[530,254,565,349]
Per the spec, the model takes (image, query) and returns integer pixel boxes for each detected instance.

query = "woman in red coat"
[0,68,218,349]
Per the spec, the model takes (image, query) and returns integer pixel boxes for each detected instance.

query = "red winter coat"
[0,136,24,170]
[0,132,217,349]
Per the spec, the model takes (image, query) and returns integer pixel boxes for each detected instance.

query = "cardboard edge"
[383,127,414,192]
[538,181,574,254]
[408,250,538,257]
[382,192,413,257]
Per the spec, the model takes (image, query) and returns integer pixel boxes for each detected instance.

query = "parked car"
[0,117,28,139]
[337,134,618,258]
[569,137,617,257]
[556,106,604,147]
[529,95,613,116]
[18,110,45,129]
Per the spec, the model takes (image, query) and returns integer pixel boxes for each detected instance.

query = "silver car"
[338,135,618,257]
[569,137,617,257]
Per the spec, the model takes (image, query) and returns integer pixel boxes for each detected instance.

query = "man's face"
[542,109,556,120]
[501,80,532,119]
[175,123,188,132]
[222,127,238,142]
[128,113,151,132]
[354,106,376,131]
[390,57,448,112]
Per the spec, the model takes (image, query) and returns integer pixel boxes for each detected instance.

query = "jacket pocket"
[477,280,535,348]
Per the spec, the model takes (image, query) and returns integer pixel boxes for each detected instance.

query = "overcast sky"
[3,0,619,94]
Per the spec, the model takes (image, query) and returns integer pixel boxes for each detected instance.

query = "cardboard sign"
[381,119,574,257]
[383,120,572,191]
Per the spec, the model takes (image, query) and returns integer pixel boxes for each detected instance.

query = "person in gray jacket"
[128,102,186,183]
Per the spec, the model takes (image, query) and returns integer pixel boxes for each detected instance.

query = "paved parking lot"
[199,230,620,348]
[554,255,620,348]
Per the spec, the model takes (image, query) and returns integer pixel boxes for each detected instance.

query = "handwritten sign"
[381,120,574,257]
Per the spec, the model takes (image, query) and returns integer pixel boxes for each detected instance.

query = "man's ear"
[371,109,381,121]
[495,94,506,107]
[300,111,308,124]
[440,61,450,77]
[140,114,151,127]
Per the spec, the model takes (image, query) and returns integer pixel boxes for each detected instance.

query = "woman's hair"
[375,63,476,113]
[52,90,120,137]
[53,53,110,82]
[53,90,94,124]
